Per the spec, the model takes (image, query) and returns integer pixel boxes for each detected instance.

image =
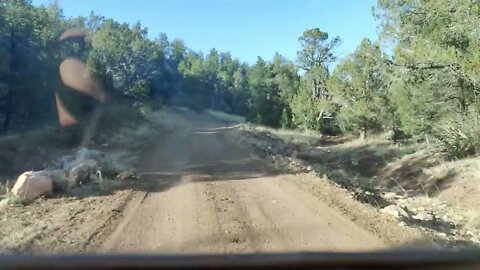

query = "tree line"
[1,0,479,157]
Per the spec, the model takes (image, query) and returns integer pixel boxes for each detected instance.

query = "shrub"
[433,113,480,158]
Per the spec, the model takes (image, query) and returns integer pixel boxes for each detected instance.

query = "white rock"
[471,236,480,243]
[381,205,408,218]
[397,206,409,218]
[412,212,433,221]
[11,171,53,202]
[437,232,447,238]
[382,192,397,200]
[0,199,8,209]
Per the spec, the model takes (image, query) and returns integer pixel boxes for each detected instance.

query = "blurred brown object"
[54,92,78,127]
[59,58,107,102]
[58,28,89,41]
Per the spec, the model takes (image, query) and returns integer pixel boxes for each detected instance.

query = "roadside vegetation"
[1,0,479,159]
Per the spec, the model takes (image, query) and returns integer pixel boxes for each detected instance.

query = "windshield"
[0,0,479,255]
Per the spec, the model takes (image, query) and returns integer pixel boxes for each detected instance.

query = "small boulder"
[69,159,98,185]
[11,171,53,202]
[381,205,409,218]
[412,212,434,221]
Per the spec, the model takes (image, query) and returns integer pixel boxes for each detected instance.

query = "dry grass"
[246,125,325,148]
[206,110,246,124]
[427,157,480,206]
[0,180,27,206]
[264,129,480,234]
[247,127,466,200]
[243,126,480,239]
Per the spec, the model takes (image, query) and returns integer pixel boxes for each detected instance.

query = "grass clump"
[2,180,27,206]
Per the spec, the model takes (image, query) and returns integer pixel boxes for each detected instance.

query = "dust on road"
[100,111,392,253]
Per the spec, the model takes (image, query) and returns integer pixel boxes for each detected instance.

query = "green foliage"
[329,39,391,135]
[246,57,281,126]
[290,83,337,133]
[2,0,480,159]
[0,0,65,133]
[7,195,27,206]
[4,180,26,206]
[290,28,340,133]
[280,107,293,129]
[245,55,299,127]
[296,28,341,72]
[181,75,211,112]
[432,111,480,158]
[375,0,480,156]
[87,19,156,98]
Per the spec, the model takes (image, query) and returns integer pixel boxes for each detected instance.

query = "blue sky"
[32,0,379,64]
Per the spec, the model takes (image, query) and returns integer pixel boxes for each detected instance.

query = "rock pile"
[10,148,103,202]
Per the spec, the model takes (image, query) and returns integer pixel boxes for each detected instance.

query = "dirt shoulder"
[0,189,134,254]
[239,124,480,248]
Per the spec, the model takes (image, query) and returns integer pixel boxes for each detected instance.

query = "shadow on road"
[64,125,284,199]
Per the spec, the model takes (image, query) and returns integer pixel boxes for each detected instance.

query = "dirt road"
[100,112,390,253]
